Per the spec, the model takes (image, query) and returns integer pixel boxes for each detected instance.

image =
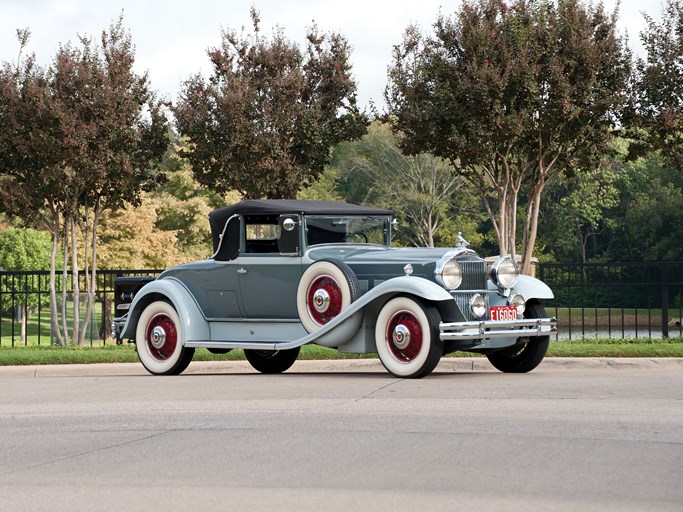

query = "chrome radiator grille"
[459,259,488,290]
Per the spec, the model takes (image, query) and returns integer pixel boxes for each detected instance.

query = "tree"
[173,8,367,199]
[628,0,683,167]
[386,0,631,274]
[332,122,466,247]
[97,199,183,270]
[0,18,168,345]
[540,162,621,263]
[612,151,683,261]
[0,227,52,342]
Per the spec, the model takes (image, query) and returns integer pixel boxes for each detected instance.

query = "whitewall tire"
[375,296,443,378]
[135,300,194,375]
[296,260,360,333]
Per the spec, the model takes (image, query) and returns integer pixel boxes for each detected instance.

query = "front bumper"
[439,317,557,341]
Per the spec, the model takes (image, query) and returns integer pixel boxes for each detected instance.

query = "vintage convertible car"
[113,199,556,378]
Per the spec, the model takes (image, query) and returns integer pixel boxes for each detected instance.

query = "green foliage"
[0,17,169,220]
[628,0,683,167]
[97,140,237,269]
[0,227,52,312]
[620,155,683,261]
[329,122,483,247]
[541,161,621,262]
[0,228,52,271]
[0,17,170,345]
[386,0,631,271]
[174,8,367,199]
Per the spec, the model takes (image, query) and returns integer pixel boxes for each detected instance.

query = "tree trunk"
[49,209,65,346]
[100,296,113,343]
[80,205,100,345]
[520,185,543,276]
[70,216,80,346]
[61,224,70,346]
[20,303,27,343]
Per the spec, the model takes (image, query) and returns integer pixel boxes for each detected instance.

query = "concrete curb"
[0,357,681,378]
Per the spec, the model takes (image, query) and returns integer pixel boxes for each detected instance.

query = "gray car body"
[118,210,554,354]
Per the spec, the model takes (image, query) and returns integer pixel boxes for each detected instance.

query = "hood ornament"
[456,232,470,248]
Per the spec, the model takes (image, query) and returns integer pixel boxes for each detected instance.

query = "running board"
[185,340,292,351]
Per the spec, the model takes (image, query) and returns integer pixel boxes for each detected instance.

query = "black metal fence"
[1,262,682,346]
[0,269,162,347]
[539,262,683,340]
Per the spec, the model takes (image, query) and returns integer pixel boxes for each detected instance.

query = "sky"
[0,0,666,111]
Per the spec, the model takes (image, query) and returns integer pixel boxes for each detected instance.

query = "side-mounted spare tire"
[296,259,360,333]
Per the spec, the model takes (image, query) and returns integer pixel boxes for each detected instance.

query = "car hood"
[307,245,453,263]
[307,245,471,281]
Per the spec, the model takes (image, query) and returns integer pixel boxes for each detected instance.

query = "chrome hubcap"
[150,326,166,349]
[312,289,331,313]
[392,324,411,349]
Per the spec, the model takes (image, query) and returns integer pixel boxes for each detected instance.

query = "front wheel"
[244,347,301,374]
[375,296,443,378]
[135,300,195,375]
[486,302,549,373]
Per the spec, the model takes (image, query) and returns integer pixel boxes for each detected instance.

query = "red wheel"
[385,310,424,363]
[375,296,443,378]
[297,260,359,333]
[145,313,178,361]
[135,301,194,375]
[306,275,344,326]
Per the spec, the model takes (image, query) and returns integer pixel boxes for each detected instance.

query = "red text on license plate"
[489,306,518,321]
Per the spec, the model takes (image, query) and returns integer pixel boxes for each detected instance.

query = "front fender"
[513,275,554,300]
[303,276,453,347]
[120,277,210,342]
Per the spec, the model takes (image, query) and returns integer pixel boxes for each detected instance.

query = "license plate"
[489,306,518,321]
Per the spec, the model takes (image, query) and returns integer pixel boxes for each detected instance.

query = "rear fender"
[120,277,210,342]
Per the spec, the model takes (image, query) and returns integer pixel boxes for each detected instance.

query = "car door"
[238,214,303,319]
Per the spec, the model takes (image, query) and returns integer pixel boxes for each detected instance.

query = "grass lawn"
[1,337,682,366]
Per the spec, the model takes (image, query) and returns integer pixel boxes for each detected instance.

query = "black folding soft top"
[209,199,393,260]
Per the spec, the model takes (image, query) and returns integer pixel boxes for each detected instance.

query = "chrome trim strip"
[439,317,557,341]
[185,341,279,351]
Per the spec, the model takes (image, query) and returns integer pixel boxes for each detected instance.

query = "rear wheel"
[244,347,301,374]
[135,300,195,375]
[375,296,443,378]
[486,302,549,373]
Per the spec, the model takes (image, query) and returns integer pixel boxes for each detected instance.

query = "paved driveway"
[1,358,682,511]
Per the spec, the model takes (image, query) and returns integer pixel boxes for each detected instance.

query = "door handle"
[237,268,247,274]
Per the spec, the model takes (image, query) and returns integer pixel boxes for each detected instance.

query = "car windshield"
[305,215,390,246]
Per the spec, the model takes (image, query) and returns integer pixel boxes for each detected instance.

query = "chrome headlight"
[435,258,462,290]
[508,294,526,316]
[490,256,519,289]
[469,293,486,318]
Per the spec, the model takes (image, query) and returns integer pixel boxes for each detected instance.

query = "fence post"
[662,264,669,338]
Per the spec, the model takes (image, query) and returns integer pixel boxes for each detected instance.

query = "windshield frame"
[303,215,392,248]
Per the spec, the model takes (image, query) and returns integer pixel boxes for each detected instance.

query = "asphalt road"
[1,358,681,512]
